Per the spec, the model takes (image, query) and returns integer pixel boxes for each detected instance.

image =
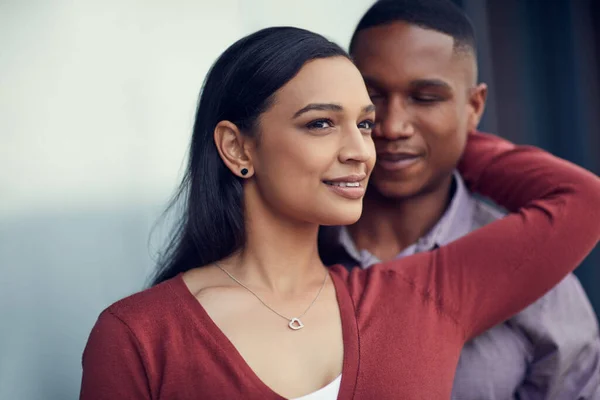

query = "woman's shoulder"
[328,262,418,299]
[97,275,186,334]
[328,260,461,330]
[328,260,419,282]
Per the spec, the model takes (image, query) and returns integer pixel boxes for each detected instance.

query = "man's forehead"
[353,22,476,85]
[355,22,459,58]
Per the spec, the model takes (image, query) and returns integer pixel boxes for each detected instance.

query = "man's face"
[352,22,486,200]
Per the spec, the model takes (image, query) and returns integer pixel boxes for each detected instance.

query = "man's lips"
[376,152,423,171]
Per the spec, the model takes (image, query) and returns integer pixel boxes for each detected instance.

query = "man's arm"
[512,273,600,399]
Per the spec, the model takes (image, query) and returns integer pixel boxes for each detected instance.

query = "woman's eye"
[306,119,334,130]
[358,120,375,131]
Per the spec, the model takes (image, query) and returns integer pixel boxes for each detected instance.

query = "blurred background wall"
[1,0,598,399]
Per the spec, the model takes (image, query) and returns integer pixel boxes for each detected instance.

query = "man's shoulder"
[509,272,599,337]
[451,171,507,231]
[470,196,507,227]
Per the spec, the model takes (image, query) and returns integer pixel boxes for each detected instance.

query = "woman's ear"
[214,121,254,178]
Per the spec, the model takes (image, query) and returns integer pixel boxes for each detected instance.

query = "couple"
[80,0,600,399]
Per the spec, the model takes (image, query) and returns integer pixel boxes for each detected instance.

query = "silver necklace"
[215,263,329,331]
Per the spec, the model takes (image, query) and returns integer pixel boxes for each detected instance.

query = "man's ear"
[467,83,488,132]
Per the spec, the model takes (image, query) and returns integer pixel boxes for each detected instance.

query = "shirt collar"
[336,171,477,268]
[426,170,476,247]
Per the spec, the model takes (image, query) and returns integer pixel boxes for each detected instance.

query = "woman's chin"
[317,208,362,227]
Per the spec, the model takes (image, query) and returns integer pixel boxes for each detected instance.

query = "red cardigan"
[80,133,600,399]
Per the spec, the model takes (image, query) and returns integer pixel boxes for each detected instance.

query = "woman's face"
[248,56,376,226]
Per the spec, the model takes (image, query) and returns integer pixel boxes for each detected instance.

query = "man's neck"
[347,175,455,262]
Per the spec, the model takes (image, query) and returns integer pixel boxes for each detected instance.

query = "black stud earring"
[240,168,249,176]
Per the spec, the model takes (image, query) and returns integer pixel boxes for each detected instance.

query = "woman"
[80,27,600,399]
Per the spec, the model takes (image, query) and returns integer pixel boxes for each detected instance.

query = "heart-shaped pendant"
[288,318,304,330]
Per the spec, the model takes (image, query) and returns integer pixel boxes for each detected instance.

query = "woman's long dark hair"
[151,27,350,285]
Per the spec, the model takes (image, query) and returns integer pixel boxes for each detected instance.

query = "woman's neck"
[222,192,325,295]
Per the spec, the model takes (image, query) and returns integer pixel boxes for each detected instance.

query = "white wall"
[0,1,373,398]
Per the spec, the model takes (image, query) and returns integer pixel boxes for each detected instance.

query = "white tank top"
[290,375,342,400]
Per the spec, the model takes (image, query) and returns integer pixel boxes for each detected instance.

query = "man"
[319,0,600,398]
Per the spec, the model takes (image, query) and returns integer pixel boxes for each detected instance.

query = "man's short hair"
[350,0,476,56]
